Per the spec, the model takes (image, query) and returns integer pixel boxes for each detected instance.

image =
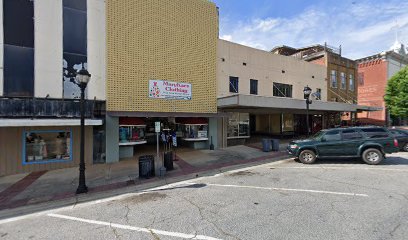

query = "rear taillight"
[394,139,399,147]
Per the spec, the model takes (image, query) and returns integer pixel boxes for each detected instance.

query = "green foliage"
[384,66,408,117]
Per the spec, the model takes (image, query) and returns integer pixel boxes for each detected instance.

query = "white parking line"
[201,183,369,197]
[272,166,408,172]
[48,213,222,240]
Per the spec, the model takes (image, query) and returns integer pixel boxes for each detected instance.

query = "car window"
[361,128,390,138]
[342,129,363,140]
[390,130,408,137]
[323,130,341,141]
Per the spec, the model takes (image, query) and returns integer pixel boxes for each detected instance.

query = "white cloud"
[220,34,232,41]
[219,0,408,59]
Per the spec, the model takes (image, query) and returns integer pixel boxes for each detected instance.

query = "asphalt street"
[1,152,408,240]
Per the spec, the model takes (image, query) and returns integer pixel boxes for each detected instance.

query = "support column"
[105,115,119,163]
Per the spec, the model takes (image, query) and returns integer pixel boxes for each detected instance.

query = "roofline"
[356,50,408,64]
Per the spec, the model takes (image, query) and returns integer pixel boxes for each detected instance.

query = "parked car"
[388,128,408,152]
[287,126,399,165]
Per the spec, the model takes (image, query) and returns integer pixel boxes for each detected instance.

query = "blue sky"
[213,0,408,59]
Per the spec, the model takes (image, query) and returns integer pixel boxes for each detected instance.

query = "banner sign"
[149,80,192,100]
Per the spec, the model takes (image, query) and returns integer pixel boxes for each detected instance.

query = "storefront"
[217,94,378,146]
[0,119,102,176]
[117,117,213,160]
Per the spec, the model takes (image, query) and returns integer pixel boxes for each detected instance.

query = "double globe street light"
[75,64,91,194]
[303,86,312,137]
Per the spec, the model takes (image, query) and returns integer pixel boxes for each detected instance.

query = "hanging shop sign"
[149,80,192,100]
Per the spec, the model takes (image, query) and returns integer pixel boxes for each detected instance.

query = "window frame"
[250,79,258,95]
[229,76,239,93]
[349,74,354,91]
[340,72,346,90]
[273,82,293,98]
[22,129,73,165]
[330,70,337,88]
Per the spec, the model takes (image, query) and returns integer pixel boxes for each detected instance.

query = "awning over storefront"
[119,117,145,125]
[0,119,103,127]
[218,95,381,113]
[175,117,208,124]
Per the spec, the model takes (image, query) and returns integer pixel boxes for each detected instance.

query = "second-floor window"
[3,0,35,97]
[358,72,364,86]
[229,76,239,93]
[250,79,258,95]
[349,74,354,91]
[340,72,346,89]
[273,82,292,98]
[330,70,337,88]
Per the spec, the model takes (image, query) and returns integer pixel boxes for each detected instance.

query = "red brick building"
[356,47,408,126]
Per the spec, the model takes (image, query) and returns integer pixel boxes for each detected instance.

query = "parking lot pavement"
[0,152,407,240]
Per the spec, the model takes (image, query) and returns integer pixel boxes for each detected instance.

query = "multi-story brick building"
[356,41,408,126]
[271,43,358,124]
[271,43,358,105]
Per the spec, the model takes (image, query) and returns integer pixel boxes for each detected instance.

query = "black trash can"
[164,151,174,171]
[271,139,280,151]
[262,139,272,152]
[139,155,155,179]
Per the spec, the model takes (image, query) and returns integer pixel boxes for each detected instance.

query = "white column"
[34,0,63,98]
[87,0,106,100]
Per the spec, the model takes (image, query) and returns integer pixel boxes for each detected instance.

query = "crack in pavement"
[109,222,122,239]
[389,222,401,238]
[72,196,79,209]
[124,204,130,225]
[182,196,242,240]
[148,229,161,240]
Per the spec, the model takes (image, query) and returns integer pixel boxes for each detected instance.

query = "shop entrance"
[118,117,210,161]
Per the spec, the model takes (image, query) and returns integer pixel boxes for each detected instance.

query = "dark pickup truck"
[287,126,399,165]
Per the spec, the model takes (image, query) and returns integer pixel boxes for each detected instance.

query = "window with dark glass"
[340,72,346,89]
[63,0,88,99]
[273,82,292,98]
[323,130,341,141]
[229,76,239,93]
[3,0,34,97]
[349,74,354,91]
[361,128,389,138]
[250,79,258,95]
[342,129,363,140]
[330,70,337,88]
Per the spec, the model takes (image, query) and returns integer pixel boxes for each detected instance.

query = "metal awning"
[218,95,382,113]
[0,119,103,127]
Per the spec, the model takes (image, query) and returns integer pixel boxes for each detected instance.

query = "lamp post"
[76,64,91,194]
[303,86,312,137]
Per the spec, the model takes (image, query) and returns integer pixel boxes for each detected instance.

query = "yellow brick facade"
[106,0,218,113]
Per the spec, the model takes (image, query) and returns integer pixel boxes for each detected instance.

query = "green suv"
[287,127,399,165]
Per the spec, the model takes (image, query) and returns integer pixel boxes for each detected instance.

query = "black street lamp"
[303,85,312,137]
[76,64,91,194]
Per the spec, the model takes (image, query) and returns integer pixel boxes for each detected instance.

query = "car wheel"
[299,150,316,164]
[404,143,408,152]
[362,148,383,165]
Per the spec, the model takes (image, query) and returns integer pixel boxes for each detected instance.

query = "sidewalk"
[0,144,289,216]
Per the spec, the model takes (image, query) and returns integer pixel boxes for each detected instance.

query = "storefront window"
[181,124,208,139]
[282,114,294,132]
[24,130,72,164]
[227,113,249,138]
[119,125,146,143]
